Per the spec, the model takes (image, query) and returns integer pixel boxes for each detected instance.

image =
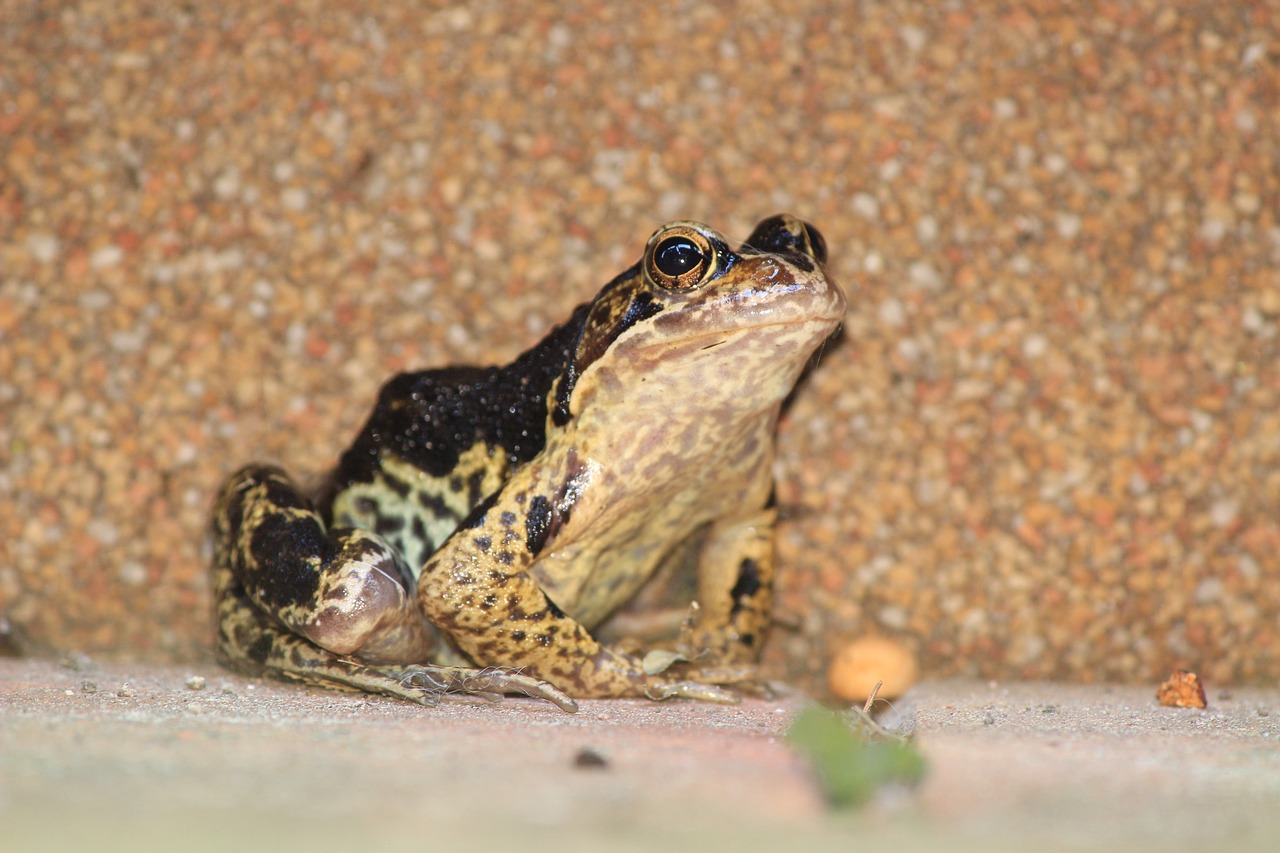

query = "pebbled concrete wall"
[3,1,1277,690]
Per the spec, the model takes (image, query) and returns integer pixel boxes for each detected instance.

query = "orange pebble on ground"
[1156,670,1207,709]
[827,636,920,703]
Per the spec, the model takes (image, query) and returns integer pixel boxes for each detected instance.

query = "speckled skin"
[212,215,844,712]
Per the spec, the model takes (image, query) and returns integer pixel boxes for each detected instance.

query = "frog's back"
[319,304,590,572]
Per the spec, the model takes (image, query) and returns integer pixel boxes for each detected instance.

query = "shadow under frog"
[211,214,846,713]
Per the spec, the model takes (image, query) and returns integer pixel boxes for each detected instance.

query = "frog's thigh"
[687,507,776,663]
[212,464,434,665]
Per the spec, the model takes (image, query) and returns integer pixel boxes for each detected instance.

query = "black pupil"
[654,237,704,278]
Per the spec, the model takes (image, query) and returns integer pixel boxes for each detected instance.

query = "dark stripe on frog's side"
[381,472,412,499]
[245,631,276,666]
[552,275,664,427]
[524,494,553,556]
[374,515,405,536]
[458,490,500,531]
[524,449,589,557]
[728,557,762,616]
[415,489,460,527]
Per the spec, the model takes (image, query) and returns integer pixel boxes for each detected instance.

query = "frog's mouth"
[616,321,838,388]
[653,315,841,354]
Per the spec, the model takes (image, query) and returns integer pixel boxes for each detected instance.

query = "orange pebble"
[827,636,920,703]
[1156,669,1207,709]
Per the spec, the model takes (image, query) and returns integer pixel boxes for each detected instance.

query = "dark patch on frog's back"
[324,303,593,503]
[247,512,330,611]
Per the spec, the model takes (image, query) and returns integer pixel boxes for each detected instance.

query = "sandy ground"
[3,658,1278,852]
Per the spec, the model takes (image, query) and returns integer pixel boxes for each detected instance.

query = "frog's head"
[552,214,845,426]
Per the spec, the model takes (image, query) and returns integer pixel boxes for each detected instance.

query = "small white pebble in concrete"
[907,260,942,291]
[1200,217,1229,243]
[899,25,925,52]
[852,192,880,221]
[78,289,112,310]
[1210,499,1239,528]
[878,298,907,328]
[118,560,147,586]
[87,518,118,546]
[281,187,309,211]
[1195,577,1224,604]
[213,167,240,199]
[1243,305,1264,332]
[26,233,59,264]
[1055,212,1082,240]
[916,214,938,244]
[90,245,124,269]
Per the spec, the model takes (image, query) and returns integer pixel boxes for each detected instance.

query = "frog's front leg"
[416,498,740,702]
[683,506,777,665]
[212,465,575,711]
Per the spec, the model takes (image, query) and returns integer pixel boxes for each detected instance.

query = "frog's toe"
[678,662,758,685]
[383,664,575,712]
[645,680,742,704]
[450,666,579,714]
[392,667,451,705]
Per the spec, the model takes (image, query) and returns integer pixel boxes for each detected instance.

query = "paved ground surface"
[3,658,1278,852]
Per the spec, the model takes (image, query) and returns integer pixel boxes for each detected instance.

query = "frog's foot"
[216,580,579,712]
[330,662,576,712]
[647,640,762,679]
[566,648,751,704]
[425,664,579,713]
[278,655,577,713]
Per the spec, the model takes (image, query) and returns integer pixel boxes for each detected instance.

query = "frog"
[212,214,845,713]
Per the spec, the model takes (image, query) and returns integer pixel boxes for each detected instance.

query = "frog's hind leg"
[215,586,574,709]
[212,465,576,711]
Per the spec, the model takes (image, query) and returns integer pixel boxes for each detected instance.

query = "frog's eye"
[645,226,715,290]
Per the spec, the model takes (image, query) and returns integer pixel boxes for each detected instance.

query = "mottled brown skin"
[212,215,845,712]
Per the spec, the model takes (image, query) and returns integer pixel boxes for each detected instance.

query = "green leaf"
[786,705,926,808]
